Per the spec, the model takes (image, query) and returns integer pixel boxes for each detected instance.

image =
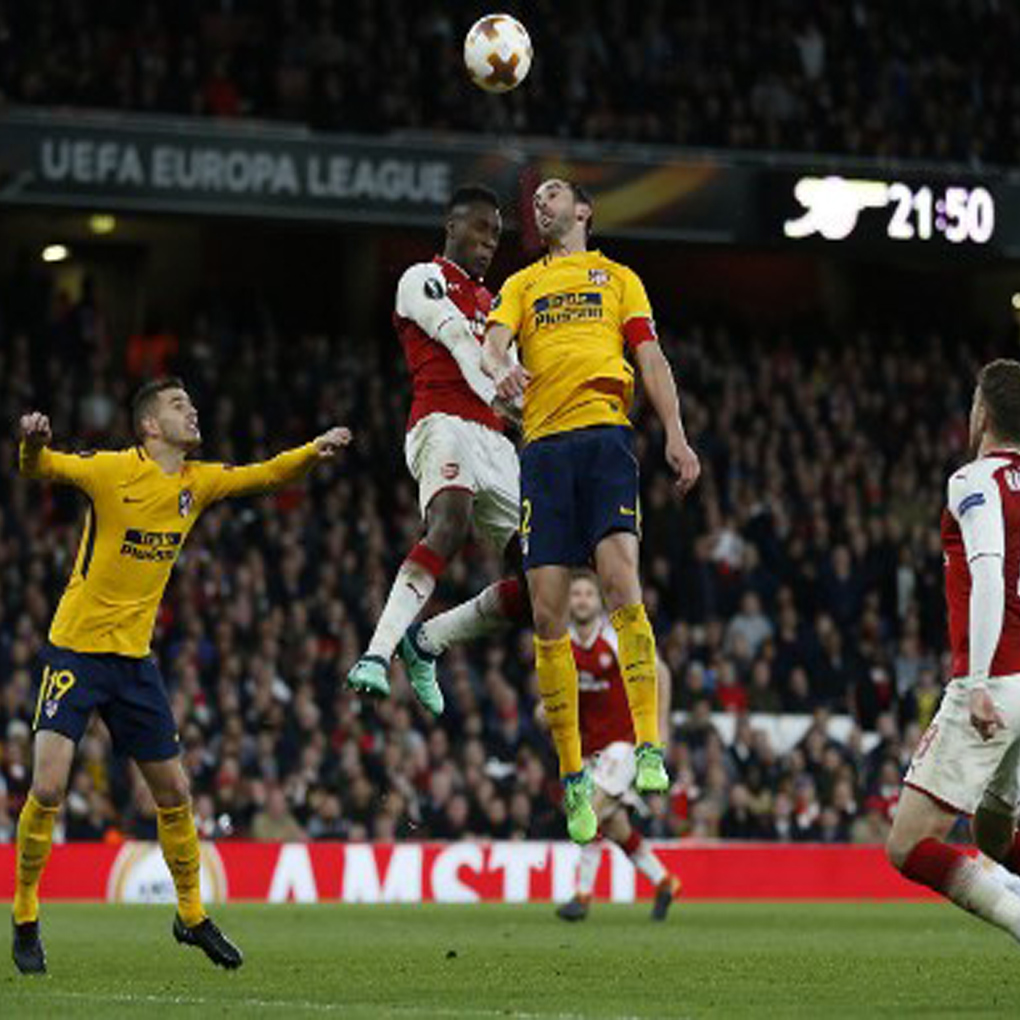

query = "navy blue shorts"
[519,425,640,570]
[32,643,180,762]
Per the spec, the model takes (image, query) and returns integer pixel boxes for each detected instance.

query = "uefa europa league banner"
[0,109,511,226]
[0,108,753,241]
[0,108,1015,253]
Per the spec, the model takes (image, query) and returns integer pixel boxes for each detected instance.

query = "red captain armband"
[622,317,658,352]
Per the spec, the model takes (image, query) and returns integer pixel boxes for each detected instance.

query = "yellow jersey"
[19,441,319,657]
[488,250,654,444]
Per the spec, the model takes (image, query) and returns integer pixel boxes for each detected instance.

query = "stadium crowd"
[1,0,1018,165]
[0,265,990,847]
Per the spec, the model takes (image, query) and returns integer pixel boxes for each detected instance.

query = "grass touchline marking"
[26,990,653,1020]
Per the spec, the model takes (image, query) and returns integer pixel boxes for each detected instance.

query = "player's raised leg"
[11,731,73,975]
[595,532,668,793]
[401,575,525,688]
[136,757,243,969]
[408,574,525,651]
[349,489,470,710]
[529,564,596,844]
[591,805,680,921]
[888,783,1020,938]
[398,451,525,705]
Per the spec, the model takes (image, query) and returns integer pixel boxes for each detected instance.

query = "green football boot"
[635,742,669,794]
[346,655,391,698]
[563,770,597,845]
[397,624,444,716]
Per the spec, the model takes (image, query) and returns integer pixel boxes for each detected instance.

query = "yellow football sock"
[157,803,206,927]
[14,793,59,924]
[535,634,583,777]
[610,603,660,747]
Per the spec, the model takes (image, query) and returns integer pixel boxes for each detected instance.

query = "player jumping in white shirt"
[347,185,525,714]
[888,359,1020,942]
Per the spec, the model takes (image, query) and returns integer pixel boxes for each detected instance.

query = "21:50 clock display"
[886,183,994,243]
[783,176,996,246]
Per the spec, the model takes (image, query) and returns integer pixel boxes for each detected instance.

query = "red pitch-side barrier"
[0,842,938,903]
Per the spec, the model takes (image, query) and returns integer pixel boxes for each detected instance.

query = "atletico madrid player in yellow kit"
[482,179,700,844]
[12,378,350,974]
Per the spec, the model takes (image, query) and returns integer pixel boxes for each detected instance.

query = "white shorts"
[405,413,520,552]
[590,741,639,804]
[906,676,1020,817]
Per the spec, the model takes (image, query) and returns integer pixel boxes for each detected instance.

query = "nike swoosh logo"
[619,506,637,516]
[123,496,144,503]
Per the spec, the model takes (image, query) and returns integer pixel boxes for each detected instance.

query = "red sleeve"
[623,316,658,352]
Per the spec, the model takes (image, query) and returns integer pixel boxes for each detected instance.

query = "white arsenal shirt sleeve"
[396,263,497,405]
[948,461,1006,682]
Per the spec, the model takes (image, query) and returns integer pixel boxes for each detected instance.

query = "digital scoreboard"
[770,173,1003,253]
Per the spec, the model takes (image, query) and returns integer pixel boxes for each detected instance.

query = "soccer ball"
[463,14,533,94]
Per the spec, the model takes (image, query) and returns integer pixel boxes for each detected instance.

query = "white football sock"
[416,581,513,656]
[576,841,603,898]
[628,841,668,886]
[947,857,1020,936]
[366,560,438,661]
[977,854,1020,898]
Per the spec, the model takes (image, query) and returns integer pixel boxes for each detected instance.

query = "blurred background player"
[12,380,350,974]
[347,184,525,715]
[887,360,1020,945]
[482,177,700,843]
[555,571,681,922]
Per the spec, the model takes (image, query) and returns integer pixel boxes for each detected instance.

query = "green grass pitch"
[4,902,1020,1018]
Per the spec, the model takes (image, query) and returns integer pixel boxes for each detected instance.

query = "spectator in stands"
[252,785,307,842]
[1,1,1018,164]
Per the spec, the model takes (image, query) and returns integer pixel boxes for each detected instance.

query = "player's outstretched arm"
[18,411,101,490]
[633,342,700,497]
[201,427,352,503]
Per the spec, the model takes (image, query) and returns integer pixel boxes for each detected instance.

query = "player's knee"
[598,568,640,612]
[885,830,914,873]
[30,777,65,809]
[424,507,471,559]
[150,770,191,809]
[532,600,568,640]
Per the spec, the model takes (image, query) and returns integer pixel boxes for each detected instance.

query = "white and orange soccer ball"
[463,14,533,93]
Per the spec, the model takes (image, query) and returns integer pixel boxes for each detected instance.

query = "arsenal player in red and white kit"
[556,571,682,922]
[348,185,524,714]
[889,360,1020,943]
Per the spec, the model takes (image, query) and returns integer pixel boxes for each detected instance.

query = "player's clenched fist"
[665,432,700,496]
[494,363,531,403]
[20,412,52,448]
[969,684,1005,742]
[313,426,353,458]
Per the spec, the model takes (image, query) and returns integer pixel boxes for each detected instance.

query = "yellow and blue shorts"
[519,425,640,570]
